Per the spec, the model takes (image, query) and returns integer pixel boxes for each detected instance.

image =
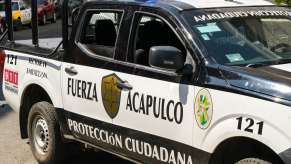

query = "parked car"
[2,0,291,164]
[0,0,31,30]
[37,0,56,24]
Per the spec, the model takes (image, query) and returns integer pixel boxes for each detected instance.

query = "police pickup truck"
[1,0,291,163]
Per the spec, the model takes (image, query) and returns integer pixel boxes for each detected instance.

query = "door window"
[79,10,123,58]
[131,14,186,66]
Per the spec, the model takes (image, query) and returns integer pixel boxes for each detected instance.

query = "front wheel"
[27,101,66,164]
[210,139,284,164]
[235,158,272,164]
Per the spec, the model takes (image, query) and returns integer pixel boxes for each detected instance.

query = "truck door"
[62,6,198,163]
[108,12,197,163]
[61,9,127,134]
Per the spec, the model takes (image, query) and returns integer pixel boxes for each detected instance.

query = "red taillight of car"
[0,49,6,81]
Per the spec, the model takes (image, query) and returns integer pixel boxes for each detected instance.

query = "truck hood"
[219,64,291,101]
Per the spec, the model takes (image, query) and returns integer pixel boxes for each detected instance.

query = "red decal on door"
[4,69,18,85]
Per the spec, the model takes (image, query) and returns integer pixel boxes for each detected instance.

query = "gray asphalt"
[14,20,62,40]
[0,19,133,163]
[0,106,133,164]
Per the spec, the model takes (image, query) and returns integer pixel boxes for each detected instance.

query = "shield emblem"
[101,74,122,119]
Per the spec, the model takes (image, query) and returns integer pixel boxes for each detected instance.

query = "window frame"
[75,8,125,61]
[126,10,190,75]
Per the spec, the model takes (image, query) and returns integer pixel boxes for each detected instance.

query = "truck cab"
[1,0,291,164]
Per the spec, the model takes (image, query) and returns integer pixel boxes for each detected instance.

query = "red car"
[37,0,56,24]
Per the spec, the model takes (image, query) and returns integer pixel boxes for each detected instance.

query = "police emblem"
[101,74,122,119]
[194,89,213,129]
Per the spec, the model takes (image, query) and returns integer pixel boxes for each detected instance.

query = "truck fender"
[19,78,63,109]
[201,114,291,156]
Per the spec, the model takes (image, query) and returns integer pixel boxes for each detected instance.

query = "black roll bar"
[61,0,69,54]
[31,0,39,46]
[5,0,13,42]
[2,0,70,52]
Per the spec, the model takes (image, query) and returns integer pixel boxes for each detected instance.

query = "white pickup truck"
[1,0,291,164]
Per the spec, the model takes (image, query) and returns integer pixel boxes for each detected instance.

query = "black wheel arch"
[209,136,284,164]
[19,84,52,139]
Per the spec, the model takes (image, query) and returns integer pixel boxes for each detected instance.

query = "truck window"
[132,14,186,66]
[182,9,291,66]
[79,10,123,58]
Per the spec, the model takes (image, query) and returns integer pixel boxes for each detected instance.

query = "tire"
[235,158,272,164]
[27,101,66,164]
[51,12,56,23]
[210,139,283,164]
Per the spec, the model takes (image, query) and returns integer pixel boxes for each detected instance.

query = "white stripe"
[272,63,291,72]
[179,0,274,8]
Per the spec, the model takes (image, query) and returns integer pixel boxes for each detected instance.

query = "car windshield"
[183,7,291,66]
[0,2,19,11]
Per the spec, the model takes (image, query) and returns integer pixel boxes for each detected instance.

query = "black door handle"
[117,81,133,90]
[65,66,78,75]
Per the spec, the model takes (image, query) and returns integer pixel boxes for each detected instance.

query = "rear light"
[0,49,6,81]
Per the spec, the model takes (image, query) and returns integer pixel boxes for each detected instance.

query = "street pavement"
[14,20,62,40]
[0,91,135,164]
[0,19,133,164]
[0,106,133,164]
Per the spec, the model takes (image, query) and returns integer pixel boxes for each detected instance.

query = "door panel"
[61,62,197,162]
[61,61,196,140]
[112,71,195,145]
[61,5,201,163]
[61,63,111,123]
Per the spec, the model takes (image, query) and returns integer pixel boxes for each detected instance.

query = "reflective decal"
[236,116,264,135]
[194,89,213,129]
[6,54,17,65]
[28,58,47,67]
[67,78,98,102]
[4,69,18,94]
[101,74,122,119]
[193,10,291,22]
[67,118,195,164]
[126,92,184,124]
[26,68,47,78]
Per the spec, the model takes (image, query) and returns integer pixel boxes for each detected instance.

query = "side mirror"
[149,46,184,72]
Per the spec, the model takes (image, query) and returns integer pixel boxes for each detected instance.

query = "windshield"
[0,2,19,11]
[183,7,291,66]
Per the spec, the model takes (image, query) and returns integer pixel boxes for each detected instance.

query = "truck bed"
[15,38,62,49]
[0,37,62,57]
